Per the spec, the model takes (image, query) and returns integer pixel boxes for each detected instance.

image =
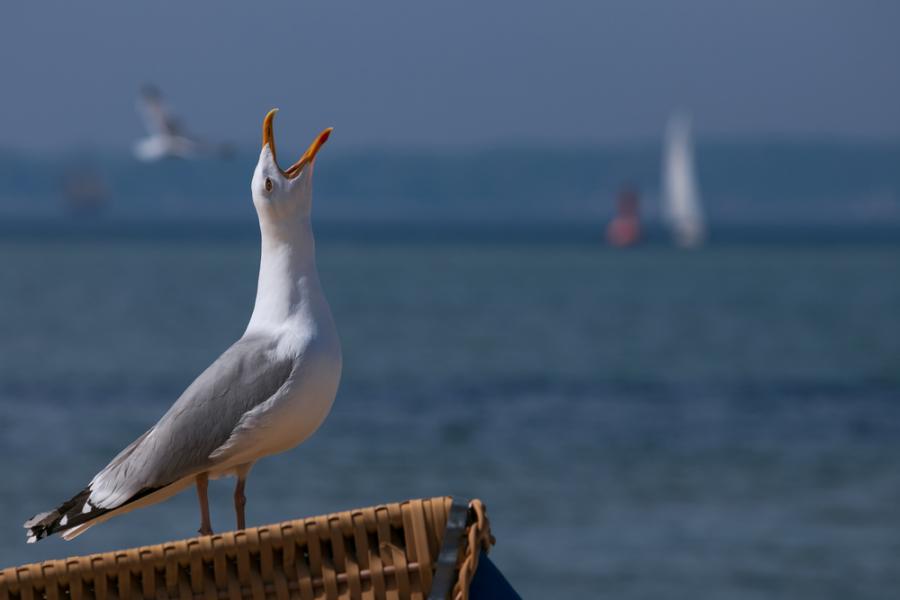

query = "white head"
[251,109,332,237]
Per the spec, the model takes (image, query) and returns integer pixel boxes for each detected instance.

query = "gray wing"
[137,85,182,137]
[87,335,294,509]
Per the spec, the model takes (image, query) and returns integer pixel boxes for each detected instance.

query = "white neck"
[245,216,323,333]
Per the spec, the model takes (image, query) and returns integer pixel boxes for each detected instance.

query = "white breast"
[268,331,343,452]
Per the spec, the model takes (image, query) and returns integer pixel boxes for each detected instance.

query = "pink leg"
[196,472,213,536]
[234,474,247,530]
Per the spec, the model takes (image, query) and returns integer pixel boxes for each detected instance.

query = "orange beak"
[262,108,332,179]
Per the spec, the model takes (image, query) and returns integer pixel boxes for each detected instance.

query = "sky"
[1,1,899,152]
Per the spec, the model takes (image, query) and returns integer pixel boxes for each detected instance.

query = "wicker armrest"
[0,496,494,600]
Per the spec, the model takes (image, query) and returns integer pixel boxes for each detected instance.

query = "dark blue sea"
[0,144,899,598]
[1,232,898,598]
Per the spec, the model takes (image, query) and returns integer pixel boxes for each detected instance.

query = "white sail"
[662,113,706,247]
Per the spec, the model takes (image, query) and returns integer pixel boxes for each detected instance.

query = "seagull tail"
[23,478,193,543]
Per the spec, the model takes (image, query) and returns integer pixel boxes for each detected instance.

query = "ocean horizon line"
[0,217,898,245]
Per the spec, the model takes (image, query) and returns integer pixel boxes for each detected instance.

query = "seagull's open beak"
[262,109,332,180]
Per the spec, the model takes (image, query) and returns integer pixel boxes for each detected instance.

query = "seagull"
[25,110,342,542]
[133,85,233,161]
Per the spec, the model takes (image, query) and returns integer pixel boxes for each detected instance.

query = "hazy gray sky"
[2,1,898,151]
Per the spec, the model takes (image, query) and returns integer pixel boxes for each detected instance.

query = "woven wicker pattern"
[0,497,492,600]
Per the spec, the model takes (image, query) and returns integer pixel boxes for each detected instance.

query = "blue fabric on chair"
[469,553,522,600]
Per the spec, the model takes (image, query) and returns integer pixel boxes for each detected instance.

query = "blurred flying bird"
[25,110,341,542]
[133,85,233,161]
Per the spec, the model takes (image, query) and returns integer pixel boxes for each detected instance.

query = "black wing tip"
[24,509,59,543]
[25,523,49,544]
[23,487,97,543]
[23,484,164,543]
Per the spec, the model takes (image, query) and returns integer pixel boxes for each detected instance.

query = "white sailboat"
[662,113,706,247]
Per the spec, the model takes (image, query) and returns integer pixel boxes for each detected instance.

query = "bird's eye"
[264,177,273,192]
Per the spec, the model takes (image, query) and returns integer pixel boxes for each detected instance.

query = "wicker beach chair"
[0,497,503,600]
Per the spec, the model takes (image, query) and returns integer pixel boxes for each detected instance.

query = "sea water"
[0,236,898,599]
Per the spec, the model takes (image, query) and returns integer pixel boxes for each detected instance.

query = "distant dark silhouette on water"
[61,167,109,216]
[605,185,642,247]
